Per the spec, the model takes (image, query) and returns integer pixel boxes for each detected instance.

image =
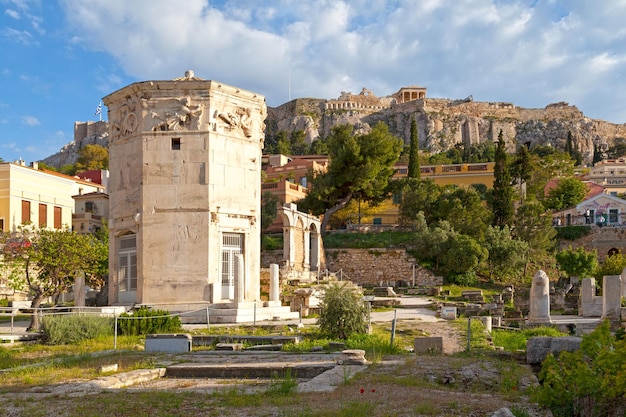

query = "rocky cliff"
[267,95,626,166]
[44,94,626,169]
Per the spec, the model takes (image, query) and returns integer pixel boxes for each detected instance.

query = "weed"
[266,370,298,396]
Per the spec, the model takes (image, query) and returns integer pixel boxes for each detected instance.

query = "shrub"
[555,225,591,241]
[317,283,367,340]
[117,307,182,336]
[41,314,114,345]
[531,320,626,416]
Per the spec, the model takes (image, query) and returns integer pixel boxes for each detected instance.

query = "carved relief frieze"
[110,97,140,141]
[148,97,204,132]
[213,104,266,140]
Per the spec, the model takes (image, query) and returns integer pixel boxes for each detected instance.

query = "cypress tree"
[491,130,514,228]
[407,117,421,179]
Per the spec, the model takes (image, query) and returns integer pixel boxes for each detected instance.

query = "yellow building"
[363,162,495,226]
[0,161,104,233]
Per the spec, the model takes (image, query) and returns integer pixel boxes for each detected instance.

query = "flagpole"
[99,101,102,122]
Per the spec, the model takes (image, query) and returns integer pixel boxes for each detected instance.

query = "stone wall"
[558,227,626,262]
[324,248,441,287]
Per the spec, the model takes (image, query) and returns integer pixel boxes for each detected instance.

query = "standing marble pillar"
[528,270,552,324]
[269,263,280,306]
[73,272,86,307]
[602,275,622,321]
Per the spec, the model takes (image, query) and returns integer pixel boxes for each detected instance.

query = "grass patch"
[492,326,567,351]
[323,231,415,249]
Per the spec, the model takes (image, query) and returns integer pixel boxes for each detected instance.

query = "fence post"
[253,301,257,326]
[206,307,210,332]
[114,315,118,350]
[467,317,471,352]
[390,309,397,347]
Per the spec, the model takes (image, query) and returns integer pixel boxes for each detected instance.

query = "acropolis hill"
[44,85,626,168]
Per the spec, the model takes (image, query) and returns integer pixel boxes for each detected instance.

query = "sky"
[1,0,626,163]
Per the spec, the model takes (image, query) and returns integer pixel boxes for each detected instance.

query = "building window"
[118,234,137,292]
[39,203,47,227]
[172,138,181,150]
[0,218,4,232]
[54,206,62,229]
[85,201,95,213]
[21,200,31,224]
[392,191,402,205]
[609,209,619,223]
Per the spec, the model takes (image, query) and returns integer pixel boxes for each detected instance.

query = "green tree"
[317,283,367,340]
[261,191,280,231]
[276,132,291,155]
[414,220,456,269]
[490,130,514,227]
[544,177,588,210]
[514,200,557,274]
[297,123,402,234]
[442,234,487,277]
[290,130,309,155]
[309,137,328,155]
[510,145,533,203]
[398,178,441,225]
[556,246,598,279]
[595,252,626,279]
[565,131,583,166]
[527,147,576,200]
[431,186,491,240]
[407,117,420,179]
[75,144,109,172]
[482,225,528,282]
[2,225,108,330]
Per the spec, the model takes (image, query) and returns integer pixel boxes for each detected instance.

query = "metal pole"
[253,301,257,326]
[368,302,372,334]
[206,307,210,332]
[390,309,397,347]
[114,315,118,350]
[299,304,302,325]
[467,318,471,352]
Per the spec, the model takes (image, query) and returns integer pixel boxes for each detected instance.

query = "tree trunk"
[27,293,45,332]
[320,193,353,235]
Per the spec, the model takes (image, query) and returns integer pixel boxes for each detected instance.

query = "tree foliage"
[261,191,279,231]
[490,130,514,227]
[595,252,626,280]
[482,226,528,282]
[398,178,441,225]
[513,200,557,273]
[442,234,487,277]
[544,177,588,211]
[407,117,420,179]
[297,122,402,234]
[1,225,108,330]
[555,246,598,279]
[75,144,109,173]
[317,283,367,340]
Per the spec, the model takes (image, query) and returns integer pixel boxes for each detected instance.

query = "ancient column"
[602,275,622,321]
[528,270,552,324]
[270,263,280,304]
[73,272,86,307]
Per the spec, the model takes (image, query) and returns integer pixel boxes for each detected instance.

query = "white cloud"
[5,8,20,19]
[21,115,40,126]
[1,27,37,45]
[57,0,626,122]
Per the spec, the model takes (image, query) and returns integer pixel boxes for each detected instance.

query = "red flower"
[371,389,376,393]
[359,388,365,394]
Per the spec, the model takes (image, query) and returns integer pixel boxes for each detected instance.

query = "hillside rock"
[42,121,109,168]
[43,92,626,169]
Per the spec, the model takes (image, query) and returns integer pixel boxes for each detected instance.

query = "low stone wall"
[324,248,441,287]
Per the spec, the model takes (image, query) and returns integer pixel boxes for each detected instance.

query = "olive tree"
[317,283,367,340]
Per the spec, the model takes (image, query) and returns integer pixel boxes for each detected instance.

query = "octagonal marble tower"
[103,71,266,314]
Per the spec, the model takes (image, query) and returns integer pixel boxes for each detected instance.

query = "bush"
[317,283,367,340]
[555,225,591,241]
[41,314,114,345]
[531,320,626,416]
[117,307,182,336]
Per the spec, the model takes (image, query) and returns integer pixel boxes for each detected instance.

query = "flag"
[95,103,101,116]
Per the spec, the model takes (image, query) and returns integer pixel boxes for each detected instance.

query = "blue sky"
[1,0,626,163]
